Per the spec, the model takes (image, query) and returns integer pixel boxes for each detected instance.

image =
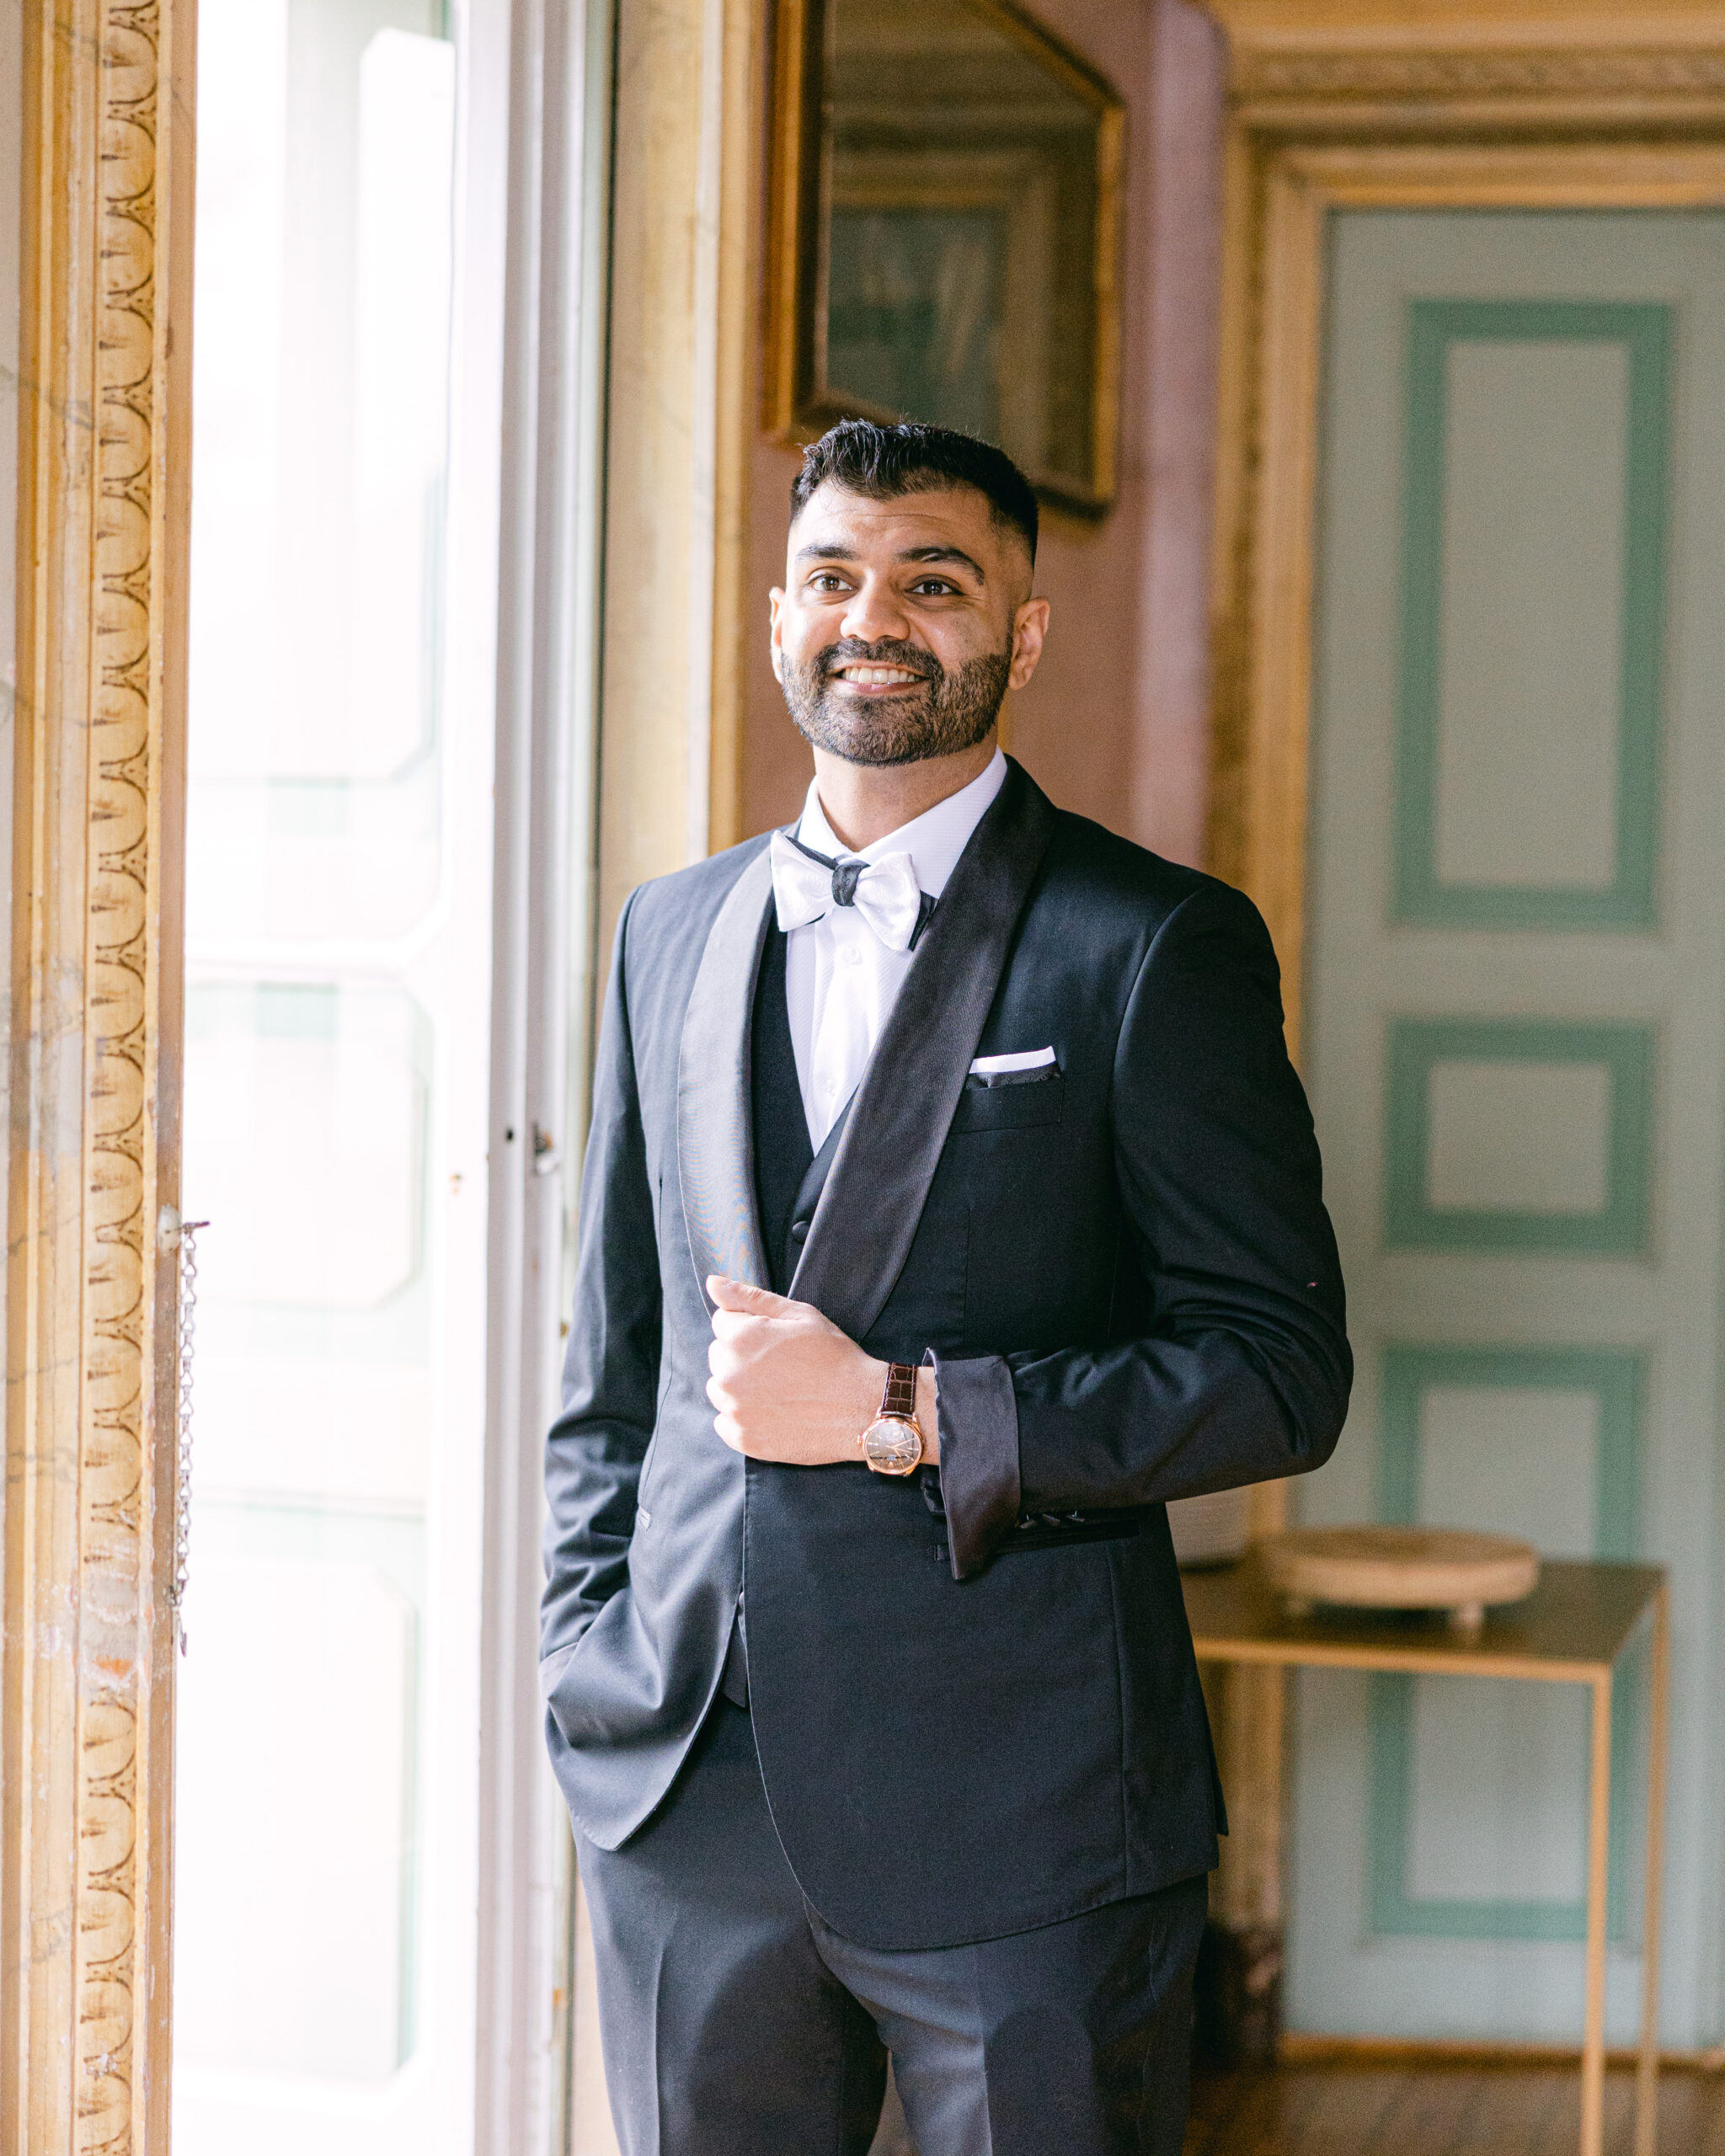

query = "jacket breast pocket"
[949,1070,1065,1134]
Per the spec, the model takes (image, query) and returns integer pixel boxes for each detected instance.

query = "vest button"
[790,1219,809,1243]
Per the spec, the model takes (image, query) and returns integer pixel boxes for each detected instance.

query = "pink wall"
[737,0,1226,869]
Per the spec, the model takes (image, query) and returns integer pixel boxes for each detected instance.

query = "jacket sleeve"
[935,880,1352,1578]
[540,891,662,1663]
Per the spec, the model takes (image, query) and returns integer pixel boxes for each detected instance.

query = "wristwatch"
[859,1362,924,1476]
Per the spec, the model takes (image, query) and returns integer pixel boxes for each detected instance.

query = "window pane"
[175,3,487,2147]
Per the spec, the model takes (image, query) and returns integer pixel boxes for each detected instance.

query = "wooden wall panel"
[597,0,758,954]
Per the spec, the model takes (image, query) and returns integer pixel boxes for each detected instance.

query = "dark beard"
[780,637,1012,767]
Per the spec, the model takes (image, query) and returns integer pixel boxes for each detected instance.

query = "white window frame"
[470,0,612,2146]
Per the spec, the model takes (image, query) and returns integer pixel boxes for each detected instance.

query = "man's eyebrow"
[791,540,987,582]
[898,544,985,581]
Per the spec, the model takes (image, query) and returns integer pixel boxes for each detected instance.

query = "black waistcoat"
[750,926,852,1294]
[725,929,862,1709]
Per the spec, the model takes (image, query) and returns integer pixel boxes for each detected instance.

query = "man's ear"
[1007,596,1051,692]
[768,585,786,686]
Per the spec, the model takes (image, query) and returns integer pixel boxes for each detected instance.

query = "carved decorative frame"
[3,3,195,2150]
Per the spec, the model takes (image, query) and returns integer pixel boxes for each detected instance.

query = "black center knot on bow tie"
[830,861,864,907]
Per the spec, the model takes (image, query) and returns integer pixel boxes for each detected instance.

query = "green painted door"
[1293,211,1725,2047]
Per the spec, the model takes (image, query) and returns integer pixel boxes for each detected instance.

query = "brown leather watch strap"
[879,1361,919,1422]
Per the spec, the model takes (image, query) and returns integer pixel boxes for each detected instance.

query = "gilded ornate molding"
[80,8,163,2148]
[3,2,191,2150]
[1234,45,1725,99]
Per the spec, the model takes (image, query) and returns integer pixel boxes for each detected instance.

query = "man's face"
[769,482,1048,766]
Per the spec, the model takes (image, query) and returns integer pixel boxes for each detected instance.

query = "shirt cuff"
[927,1350,1021,1580]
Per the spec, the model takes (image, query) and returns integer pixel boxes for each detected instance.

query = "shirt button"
[841,944,862,967]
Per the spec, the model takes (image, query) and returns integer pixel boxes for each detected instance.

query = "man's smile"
[827,662,928,692]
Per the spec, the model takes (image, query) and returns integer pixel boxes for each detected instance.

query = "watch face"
[862,1416,922,1475]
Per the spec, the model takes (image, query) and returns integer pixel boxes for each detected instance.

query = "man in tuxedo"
[541,419,1349,2154]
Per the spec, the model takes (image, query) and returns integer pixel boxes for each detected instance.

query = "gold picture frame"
[765,0,1126,515]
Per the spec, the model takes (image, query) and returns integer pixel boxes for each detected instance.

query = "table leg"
[1581,1670,1612,2156]
[1634,1584,1670,2156]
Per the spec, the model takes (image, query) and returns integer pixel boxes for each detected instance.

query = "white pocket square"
[968,1047,1056,1075]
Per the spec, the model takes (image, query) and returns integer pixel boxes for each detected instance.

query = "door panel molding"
[1383,1018,1656,1256]
[1394,300,1669,932]
[1369,1345,1645,1945]
[3,2,195,2149]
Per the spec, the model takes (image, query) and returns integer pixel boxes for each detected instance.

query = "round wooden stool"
[1257,1525,1541,1633]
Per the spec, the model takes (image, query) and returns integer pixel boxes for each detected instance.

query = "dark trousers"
[576,1700,1208,2156]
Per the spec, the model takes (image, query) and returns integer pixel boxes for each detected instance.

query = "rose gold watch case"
[860,1414,923,1476]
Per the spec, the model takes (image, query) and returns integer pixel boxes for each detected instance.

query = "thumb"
[708,1275,799,1318]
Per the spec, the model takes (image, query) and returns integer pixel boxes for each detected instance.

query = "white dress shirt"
[785,749,1007,1149]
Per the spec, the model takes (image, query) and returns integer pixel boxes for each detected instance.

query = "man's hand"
[705,1277,937,1466]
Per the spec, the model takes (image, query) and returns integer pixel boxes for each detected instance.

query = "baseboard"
[1276,2032,1725,2073]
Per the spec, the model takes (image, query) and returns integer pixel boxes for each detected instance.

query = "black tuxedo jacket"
[541,761,1350,1950]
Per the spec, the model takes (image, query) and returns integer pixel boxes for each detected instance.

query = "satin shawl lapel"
[677,845,775,1305]
[793,1092,853,1228]
[788,761,1058,1337]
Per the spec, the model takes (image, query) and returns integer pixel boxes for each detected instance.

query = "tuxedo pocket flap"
[950,1070,1065,1133]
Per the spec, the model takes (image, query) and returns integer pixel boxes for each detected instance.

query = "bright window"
[174,2,495,2146]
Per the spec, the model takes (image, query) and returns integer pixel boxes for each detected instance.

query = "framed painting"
[766,0,1125,514]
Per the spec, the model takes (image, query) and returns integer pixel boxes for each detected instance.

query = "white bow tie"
[769,830,933,953]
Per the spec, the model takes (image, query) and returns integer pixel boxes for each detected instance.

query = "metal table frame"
[1183,1560,1670,2156]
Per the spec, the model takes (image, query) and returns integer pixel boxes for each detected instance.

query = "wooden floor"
[1187,2062,1725,2156]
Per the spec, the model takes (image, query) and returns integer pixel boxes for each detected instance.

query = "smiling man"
[541,421,1351,2156]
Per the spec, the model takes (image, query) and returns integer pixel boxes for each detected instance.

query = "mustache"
[816,638,939,681]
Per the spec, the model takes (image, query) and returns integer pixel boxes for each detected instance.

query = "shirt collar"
[793,748,1007,902]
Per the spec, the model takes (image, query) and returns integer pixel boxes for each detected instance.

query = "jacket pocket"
[930,1508,1146,1567]
[996,1508,1147,1555]
[949,1070,1065,1134]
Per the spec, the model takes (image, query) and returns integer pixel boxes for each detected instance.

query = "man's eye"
[910,579,959,596]
[808,572,850,593]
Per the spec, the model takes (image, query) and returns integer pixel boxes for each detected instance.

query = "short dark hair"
[789,419,1038,562]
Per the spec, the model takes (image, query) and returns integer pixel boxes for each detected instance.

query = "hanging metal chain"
[158,1204,209,1654]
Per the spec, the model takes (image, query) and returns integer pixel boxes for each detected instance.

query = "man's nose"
[838,577,911,647]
